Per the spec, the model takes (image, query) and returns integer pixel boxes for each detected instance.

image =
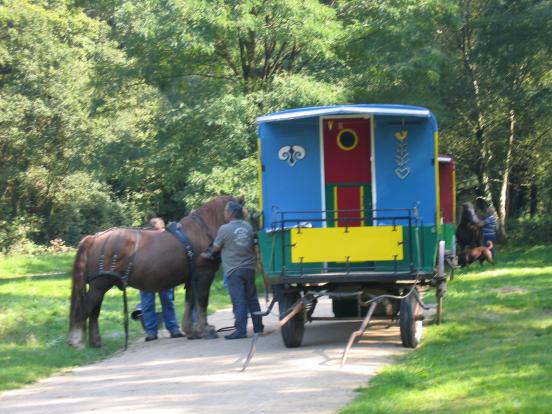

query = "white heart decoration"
[395,167,410,180]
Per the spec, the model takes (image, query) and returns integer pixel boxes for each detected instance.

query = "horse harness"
[87,229,141,289]
[86,228,142,350]
[83,217,213,350]
[165,219,216,313]
[190,212,215,242]
[166,221,196,274]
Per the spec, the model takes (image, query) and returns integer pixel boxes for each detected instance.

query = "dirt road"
[0,299,408,414]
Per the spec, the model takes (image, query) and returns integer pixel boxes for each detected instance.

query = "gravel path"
[0,299,409,414]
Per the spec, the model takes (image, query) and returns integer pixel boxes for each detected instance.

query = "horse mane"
[180,195,235,227]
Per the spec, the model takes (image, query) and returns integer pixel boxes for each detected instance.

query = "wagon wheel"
[399,287,423,348]
[279,290,305,348]
[435,240,447,325]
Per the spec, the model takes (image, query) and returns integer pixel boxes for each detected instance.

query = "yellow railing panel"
[291,226,404,263]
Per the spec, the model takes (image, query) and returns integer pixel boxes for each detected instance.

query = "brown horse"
[67,195,238,348]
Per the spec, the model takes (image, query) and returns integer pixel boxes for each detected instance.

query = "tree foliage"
[337,0,552,234]
[0,0,551,250]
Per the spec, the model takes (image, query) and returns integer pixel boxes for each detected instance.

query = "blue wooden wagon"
[255,104,456,349]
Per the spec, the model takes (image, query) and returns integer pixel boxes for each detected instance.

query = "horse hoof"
[67,330,86,348]
[67,339,85,349]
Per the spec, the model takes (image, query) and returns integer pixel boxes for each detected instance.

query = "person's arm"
[201,228,224,259]
[468,208,484,227]
[200,243,221,260]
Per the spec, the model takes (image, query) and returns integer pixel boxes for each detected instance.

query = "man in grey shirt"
[202,201,263,339]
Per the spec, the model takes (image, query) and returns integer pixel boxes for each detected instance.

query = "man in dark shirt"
[201,201,263,339]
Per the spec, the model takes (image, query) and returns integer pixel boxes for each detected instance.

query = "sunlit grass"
[0,252,74,278]
[341,245,552,414]
[0,253,237,391]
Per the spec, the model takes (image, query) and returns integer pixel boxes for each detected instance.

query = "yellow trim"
[452,166,457,224]
[256,138,263,228]
[336,128,359,151]
[333,186,338,225]
[434,132,441,234]
[291,226,404,263]
[359,185,365,223]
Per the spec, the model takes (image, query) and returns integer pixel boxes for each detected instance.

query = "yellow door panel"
[291,226,403,263]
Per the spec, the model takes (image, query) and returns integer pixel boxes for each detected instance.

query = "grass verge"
[341,245,552,414]
[0,253,74,278]
[0,253,236,392]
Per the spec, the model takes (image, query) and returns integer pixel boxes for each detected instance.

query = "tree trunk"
[529,183,538,217]
[498,109,515,238]
[459,8,493,208]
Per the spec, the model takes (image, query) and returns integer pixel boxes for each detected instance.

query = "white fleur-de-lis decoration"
[278,145,306,167]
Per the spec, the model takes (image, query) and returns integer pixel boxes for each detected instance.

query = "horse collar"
[166,222,196,264]
[190,213,215,242]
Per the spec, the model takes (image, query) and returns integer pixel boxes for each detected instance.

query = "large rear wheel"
[399,287,423,348]
[279,290,305,348]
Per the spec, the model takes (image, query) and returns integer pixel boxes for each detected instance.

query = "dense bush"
[0,172,139,252]
[505,215,552,246]
[43,173,140,246]
[0,215,43,253]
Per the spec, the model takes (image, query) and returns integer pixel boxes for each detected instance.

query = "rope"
[123,288,129,350]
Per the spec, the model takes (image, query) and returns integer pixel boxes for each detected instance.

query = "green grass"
[0,253,74,278]
[341,245,552,414]
[0,253,236,392]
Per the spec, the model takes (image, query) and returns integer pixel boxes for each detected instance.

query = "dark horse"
[67,195,237,348]
[455,202,483,251]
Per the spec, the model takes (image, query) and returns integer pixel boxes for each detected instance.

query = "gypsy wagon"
[255,104,456,350]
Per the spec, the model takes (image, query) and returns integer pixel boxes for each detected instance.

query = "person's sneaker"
[224,331,247,340]
[170,331,184,338]
[145,334,158,342]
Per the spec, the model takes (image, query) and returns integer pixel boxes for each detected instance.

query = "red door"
[323,118,372,227]
[439,158,456,224]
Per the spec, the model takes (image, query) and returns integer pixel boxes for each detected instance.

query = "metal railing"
[264,207,423,277]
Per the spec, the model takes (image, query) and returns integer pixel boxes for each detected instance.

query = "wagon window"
[336,129,358,151]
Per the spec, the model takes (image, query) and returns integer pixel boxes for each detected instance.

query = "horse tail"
[68,235,94,344]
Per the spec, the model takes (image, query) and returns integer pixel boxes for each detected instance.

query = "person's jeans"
[227,268,264,335]
[140,288,179,335]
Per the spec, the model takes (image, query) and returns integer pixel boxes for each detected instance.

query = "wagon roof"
[256,104,433,124]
